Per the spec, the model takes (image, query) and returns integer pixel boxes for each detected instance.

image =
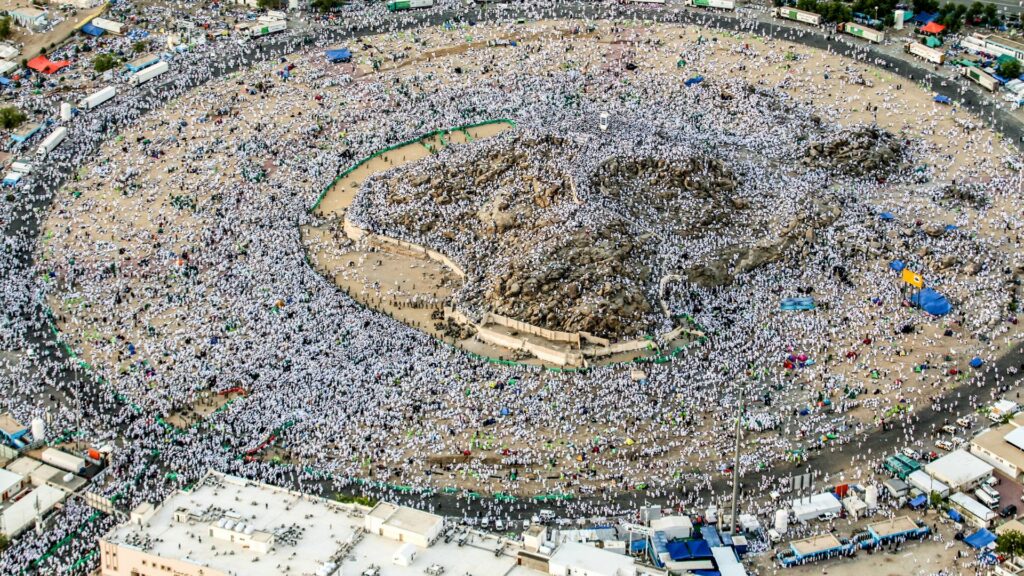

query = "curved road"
[2,1,1021,522]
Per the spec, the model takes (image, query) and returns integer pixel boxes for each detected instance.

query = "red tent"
[920,21,946,35]
[27,55,70,74]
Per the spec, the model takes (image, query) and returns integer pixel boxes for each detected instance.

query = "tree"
[928,491,944,510]
[258,0,283,8]
[0,532,8,553]
[310,0,345,12]
[0,106,26,130]
[983,3,999,25]
[997,530,1024,561]
[797,0,820,13]
[132,40,147,54]
[913,0,940,14]
[93,53,118,73]
[999,58,1022,80]
[0,16,11,41]
[966,0,983,21]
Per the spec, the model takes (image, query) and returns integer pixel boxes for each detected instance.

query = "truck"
[687,0,735,9]
[905,42,945,65]
[36,126,67,159]
[78,86,117,110]
[92,17,123,35]
[963,67,999,92]
[774,7,822,25]
[975,487,1000,509]
[129,60,169,86]
[125,54,160,73]
[839,22,885,44]
[988,398,1019,421]
[41,447,86,474]
[386,0,434,11]
[246,19,286,38]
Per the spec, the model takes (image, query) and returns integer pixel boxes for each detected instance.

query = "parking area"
[992,468,1024,517]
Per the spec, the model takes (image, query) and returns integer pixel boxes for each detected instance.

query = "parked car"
[902,447,922,460]
[942,424,959,434]
[936,440,954,451]
[951,436,966,447]
[1001,504,1018,518]
[957,416,974,428]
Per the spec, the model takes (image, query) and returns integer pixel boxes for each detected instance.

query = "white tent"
[925,450,993,491]
[791,493,842,523]
[907,470,950,498]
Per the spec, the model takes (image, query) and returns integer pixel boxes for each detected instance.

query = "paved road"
[1,1,1021,523]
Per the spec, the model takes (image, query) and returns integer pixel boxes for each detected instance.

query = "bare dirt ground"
[1,2,108,62]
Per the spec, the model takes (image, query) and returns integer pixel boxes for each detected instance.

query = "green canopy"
[925,36,941,48]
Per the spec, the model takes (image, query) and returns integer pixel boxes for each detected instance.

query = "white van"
[975,488,1000,509]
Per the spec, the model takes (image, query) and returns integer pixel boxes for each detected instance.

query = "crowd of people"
[0,0,1022,574]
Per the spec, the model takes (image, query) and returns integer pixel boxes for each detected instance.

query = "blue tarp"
[82,23,105,37]
[913,11,940,24]
[911,287,952,316]
[934,95,952,104]
[781,297,816,311]
[970,356,984,368]
[665,539,715,561]
[703,526,723,548]
[964,528,997,549]
[909,494,927,508]
[689,539,713,558]
[666,540,690,560]
[880,211,895,220]
[948,508,963,522]
[890,260,906,272]
[630,539,648,553]
[684,75,704,86]
[326,48,352,63]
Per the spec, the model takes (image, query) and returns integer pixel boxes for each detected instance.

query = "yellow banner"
[902,268,924,289]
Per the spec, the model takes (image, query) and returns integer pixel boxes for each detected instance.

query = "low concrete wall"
[486,312,581,345]
[343,216,466,278]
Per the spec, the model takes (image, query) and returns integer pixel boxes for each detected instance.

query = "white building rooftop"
[102,471,529,576]
[549,541,636,576]
[0,468,23,497]
[925,449,993,488]
[0,484,65,536]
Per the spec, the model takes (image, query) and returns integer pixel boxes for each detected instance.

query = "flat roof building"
[99,471,541,576]
[364,501,443,547]
[971,423,1024,480]
[0,484,65,537]
[925,449,993,491]
[949,492,997,528]
[6,456,87,493]
[0,468,24,502]
[7,7,48,32]
[548,541,636,576]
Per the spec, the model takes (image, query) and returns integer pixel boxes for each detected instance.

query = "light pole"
[729,383,744,533]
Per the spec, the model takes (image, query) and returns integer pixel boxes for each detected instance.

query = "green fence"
[308,118,517,213]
